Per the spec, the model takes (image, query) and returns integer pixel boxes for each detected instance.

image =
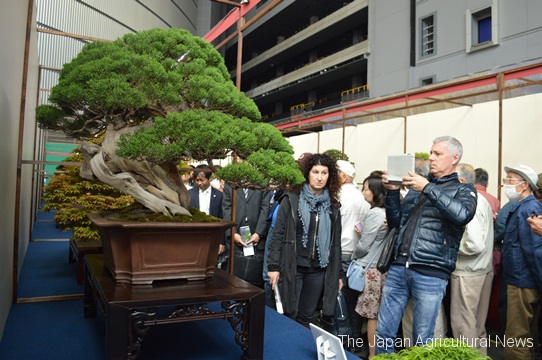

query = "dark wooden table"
[84,254,265,360]
[68,238,102,284]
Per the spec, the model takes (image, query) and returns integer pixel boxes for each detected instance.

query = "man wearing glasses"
[501,164,542,360]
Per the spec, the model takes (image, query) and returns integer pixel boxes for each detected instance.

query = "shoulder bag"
[347,240,385,292]
[376,196,428,274]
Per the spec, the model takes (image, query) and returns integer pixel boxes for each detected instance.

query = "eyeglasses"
[502,177,525,185]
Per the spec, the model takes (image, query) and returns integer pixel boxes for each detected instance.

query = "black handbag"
[227,245,265,287]
[376,227,398,274]
[332,290,352,337]
[376,196,428,274]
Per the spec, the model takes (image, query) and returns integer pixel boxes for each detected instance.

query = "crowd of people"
[184,135,542,360]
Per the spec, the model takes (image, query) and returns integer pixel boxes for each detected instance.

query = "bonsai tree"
[415,152,430,161]
[37,28,304,217]
[323,149,349,162]
[323,149,355,167]
[42,151,135,244]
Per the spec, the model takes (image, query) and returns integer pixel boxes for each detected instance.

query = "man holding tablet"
[375,136,477,354]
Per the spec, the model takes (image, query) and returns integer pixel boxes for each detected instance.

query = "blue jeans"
[375,265,448,354]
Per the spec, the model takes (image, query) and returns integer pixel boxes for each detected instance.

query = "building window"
[421,76,435,86]
[420,14,435,58]
[473,7,492,45]
[466,1,498,53]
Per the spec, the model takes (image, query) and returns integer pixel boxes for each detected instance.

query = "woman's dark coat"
[267,191,342,318]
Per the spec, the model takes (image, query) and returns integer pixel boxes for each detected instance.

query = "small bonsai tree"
[37,28,304,217]
[42,151,135,244]
[415,152,429,161]
[323,149,349,162]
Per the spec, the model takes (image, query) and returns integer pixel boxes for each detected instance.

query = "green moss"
[100,203,221,223]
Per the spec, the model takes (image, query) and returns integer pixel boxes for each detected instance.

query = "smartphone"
[239,226,254,256]
[354,221,363,232]
[387,153,415,185]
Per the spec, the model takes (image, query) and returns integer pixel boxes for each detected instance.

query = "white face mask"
[503,182,525,201]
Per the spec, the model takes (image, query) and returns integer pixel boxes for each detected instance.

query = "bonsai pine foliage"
[42,152,135,244]
[415,152,430,161]
[323,149,355,168]
[36,28,303,217]
[323,149,349,162]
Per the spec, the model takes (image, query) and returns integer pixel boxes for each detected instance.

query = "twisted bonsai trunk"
[79,123,191,217]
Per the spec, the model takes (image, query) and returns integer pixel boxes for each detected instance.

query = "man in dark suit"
[189,165,223,217]
[222,184,270,288]
[188,165,225,255]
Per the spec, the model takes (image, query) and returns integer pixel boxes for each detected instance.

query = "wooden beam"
[40,65,61,72]
[37,28,111,43]
[21,160,83,166]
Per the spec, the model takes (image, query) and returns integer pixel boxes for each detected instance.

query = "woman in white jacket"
[352,174,388,359]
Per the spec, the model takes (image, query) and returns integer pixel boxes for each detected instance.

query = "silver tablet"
[387,153,415,185]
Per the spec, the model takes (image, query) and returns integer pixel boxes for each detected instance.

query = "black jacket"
[267,192,342,318]
[386,173,477,276]
[188,186,223,218]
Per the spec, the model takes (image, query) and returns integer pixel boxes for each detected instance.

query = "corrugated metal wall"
[36,0,198,104]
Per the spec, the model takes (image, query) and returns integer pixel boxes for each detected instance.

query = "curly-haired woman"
[267,153,343,329]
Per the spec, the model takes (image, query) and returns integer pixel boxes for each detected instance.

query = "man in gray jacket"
[376,136,477,354]
[450,163,494,355]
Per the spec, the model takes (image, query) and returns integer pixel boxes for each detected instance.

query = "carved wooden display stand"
[83,254,265,360]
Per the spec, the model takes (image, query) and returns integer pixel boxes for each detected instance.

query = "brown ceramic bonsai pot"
[88,213,235,285]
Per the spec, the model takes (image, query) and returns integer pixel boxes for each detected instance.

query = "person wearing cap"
[335,159,370,351]
[501,164,542,360]
[296,152,312,167]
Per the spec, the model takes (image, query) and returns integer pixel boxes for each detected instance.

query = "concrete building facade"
[219,0,542,128]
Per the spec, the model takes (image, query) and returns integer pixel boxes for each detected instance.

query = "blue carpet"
[3,210,358,359]
[17,241,82,298]
[35,210,56,222]
[32,219,72,240]
[0,302,357,360]
[0,300,104,360]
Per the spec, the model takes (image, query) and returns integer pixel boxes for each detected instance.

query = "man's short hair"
[457,163,475,185]
[415,158,429,178]
[433,136,463,161]
[193,164,211,180]
[474,168,489,187]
